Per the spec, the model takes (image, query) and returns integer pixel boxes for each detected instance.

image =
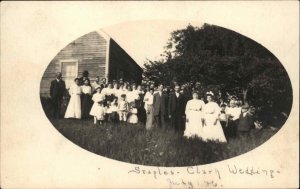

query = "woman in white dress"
[64,78,82,119]
[184,91,205,138]
[202,92,227,143]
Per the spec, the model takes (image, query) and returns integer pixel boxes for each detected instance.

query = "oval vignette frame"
[39,20,293,167]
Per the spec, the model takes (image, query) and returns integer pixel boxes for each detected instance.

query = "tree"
[143,24,293,114]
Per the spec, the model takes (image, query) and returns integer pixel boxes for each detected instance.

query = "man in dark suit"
[153,84,168,130]
[50,72,66,119]
[168,85,187,134]
[237,104,254,137]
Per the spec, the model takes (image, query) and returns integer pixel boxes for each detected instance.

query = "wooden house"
[40,30,143,97]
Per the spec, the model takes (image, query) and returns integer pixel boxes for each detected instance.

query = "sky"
[102,20,204,68]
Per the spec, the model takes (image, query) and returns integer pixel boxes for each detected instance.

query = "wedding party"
[50,71,265,142]
[40,23,292,166]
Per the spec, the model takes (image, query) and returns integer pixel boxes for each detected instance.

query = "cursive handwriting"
[128,166,177,179]
[186,166,221,179]
[127,164,281,188]
[167,178,194,189]
[167,178,222,189]
[227,165,280,179]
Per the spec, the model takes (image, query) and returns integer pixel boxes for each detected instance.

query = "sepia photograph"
[40,21,293,166]
[1,2,298,188]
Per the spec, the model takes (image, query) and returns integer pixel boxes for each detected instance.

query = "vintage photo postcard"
[1,1,299,188]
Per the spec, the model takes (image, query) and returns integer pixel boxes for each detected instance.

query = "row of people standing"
[145,84,256,141]
[49,71,104,119]
[89,82,146,125]
[50,72,255,143]
[146,84,227,142]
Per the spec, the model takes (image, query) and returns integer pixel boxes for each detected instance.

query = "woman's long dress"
[64,84,82,119]
[184,99,205,138]
[202,102,227,143]
[81,85,92,119]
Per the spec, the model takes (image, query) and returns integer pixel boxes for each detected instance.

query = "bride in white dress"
[64,78,82,119]
[202,92,227,143]
[184,91,205,138]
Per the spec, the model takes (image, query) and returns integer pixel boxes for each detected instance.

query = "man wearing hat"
[237,104,254,137]
[78,70,90,86]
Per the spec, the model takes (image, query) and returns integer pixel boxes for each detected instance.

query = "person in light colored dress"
[90,87,106,124]
[184,91,205,138]
[127,101,138,124]
[127,86,139,105]
[64,78,82,119]
[202,92,227,143]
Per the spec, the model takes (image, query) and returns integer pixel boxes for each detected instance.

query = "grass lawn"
[49,118,278,167]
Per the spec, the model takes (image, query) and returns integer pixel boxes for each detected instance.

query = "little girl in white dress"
[90,87,106,125]
[127,102,138,124]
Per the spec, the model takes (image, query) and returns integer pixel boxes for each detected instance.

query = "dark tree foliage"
[143,24,292,115]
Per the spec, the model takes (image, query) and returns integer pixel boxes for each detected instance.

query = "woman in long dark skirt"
[136,94,146,124]
[81,79,92,119]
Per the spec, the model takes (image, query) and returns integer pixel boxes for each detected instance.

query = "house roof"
[96,29,142,71]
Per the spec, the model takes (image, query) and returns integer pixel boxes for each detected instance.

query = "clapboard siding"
[40,30,143,98]
[40,31,107,97]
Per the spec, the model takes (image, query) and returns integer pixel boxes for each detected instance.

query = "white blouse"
[127,91,139,103]
[91,82,100,91]
[81,85,92,95]
[185,99,205,114]
[203,101,220,119]
[226,107,241,120]
[101,87,114,96]
[69,84,82,95]
[143,92,154,110]
[92,93,105,103]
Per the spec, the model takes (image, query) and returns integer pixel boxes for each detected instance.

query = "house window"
[60,59,78,89]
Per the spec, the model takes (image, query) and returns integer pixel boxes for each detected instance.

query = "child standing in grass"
[96,101,106,125]
[118,94,129,124]
[127,101,138,124]
[90,87,105,125]
[110,97,119,123]
[106,101,112,123]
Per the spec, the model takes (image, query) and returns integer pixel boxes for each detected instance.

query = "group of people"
[50,71,260,143]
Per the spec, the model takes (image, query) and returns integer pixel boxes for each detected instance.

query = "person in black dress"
[81,79,92,119]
